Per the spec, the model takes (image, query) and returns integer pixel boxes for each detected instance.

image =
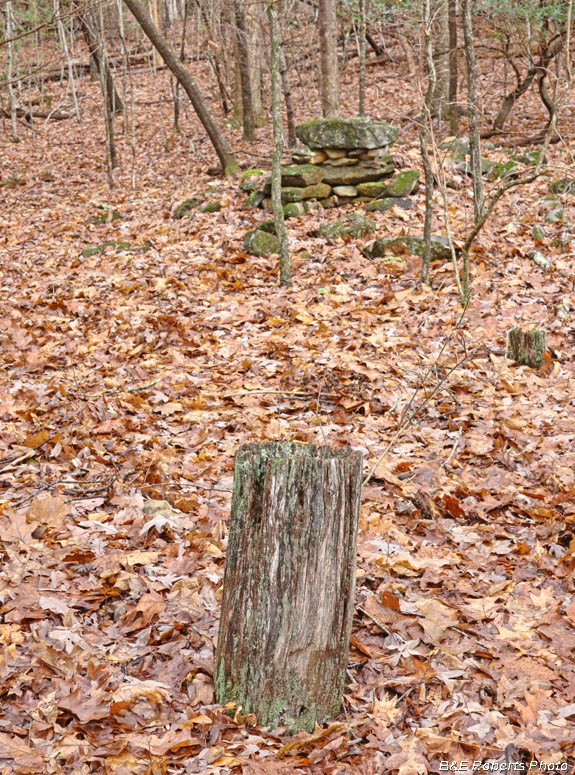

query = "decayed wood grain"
[214,442,362,733]
[508,327,546,369]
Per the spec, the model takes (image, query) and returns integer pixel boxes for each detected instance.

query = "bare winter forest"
[1,0,575,772]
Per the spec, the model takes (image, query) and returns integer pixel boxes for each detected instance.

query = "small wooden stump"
[215,442,362,733]
[508,327,547,369]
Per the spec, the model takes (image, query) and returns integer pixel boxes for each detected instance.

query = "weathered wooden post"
[215,442,362,733]
[508,327,547,369]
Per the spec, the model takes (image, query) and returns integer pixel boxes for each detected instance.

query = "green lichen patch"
[243,229,280,256]
[319,213,376,241]
[80,240,133,258]
[295,117,399,150]
[172,197,202,219]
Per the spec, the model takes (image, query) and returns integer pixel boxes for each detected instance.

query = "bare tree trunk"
[318,0,340,116]
[5,0,20,142]
[448,0,458,134]
[215,442,362,733]
[74,0,123,115]
[123,0,238,175]
[234,0,255,140]
[268,0,290,287]
[358,0,367,115]
[245,0,263,123]
[420,0,436,287]
[97,1,117,179]
[280,46,297,148]
[431,0,449,121]
[462,0,483,228]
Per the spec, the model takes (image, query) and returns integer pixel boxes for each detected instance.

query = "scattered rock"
[512,149,547,166]
[457,158,495,178]
[245,191,265,209]
[383,170,420,197]
[173,197,202,219]
[545,207,564,224]
[90,209,122,225]
[528,250,552,271]
[487,160,518,181]
[200,200,221,213]
[80,240,133,258]
[368,235,453,262]
[243,229,280,256]
[533,223,546,242]
[319,213,376,240]
[283,202,306,218]
[550,178,575,195]
[296,117,399,150]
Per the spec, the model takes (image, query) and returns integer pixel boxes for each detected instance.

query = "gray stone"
[244,229,280,256]
[301,183,332,200]
[291,146,327,165]
[333,185,359,197]
[320,158,395,186]
[327,157,359,167]
[356,180,387,198]
[239,169,265,191]
[173,197,202,219]
[457,158,495,177]
[362,197,413,212]
[200,200,221,213]
[325,149,347,159]
[283,202,306,218]
[533,223,546,242]
[512,149,547,166]
[545,207,564,224]
[295,117,399,150]
[550,178,575,195]
[245,190,265,209]
[487,160,518,181]
[280,164,325,187]
[281,187,305,203]
[368,235,454,262]
[384,170,420,197]
[319,213,376,240]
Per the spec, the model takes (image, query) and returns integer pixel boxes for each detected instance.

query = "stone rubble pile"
[241,117,419,218]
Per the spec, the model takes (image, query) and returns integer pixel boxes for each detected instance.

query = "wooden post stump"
[215,442,362,733]
[508,327,546,369]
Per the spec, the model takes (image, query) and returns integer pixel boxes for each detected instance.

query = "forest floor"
[1,44,575,775]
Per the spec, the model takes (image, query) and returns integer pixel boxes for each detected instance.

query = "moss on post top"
[295,117,399,150]
[236,441,362,463]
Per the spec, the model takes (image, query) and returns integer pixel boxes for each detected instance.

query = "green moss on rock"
[384,170,420,197]
[295,117,399,150]
[550,178,575,195]
[80,240,132,258]
[283,202,306,218]
[362,197,412,212]
[280,164,324,187]
[369,235,453,261]
[200,200,221,213]
[319,213,376,240]
[243,229,280,256]
[173,197,202,219]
